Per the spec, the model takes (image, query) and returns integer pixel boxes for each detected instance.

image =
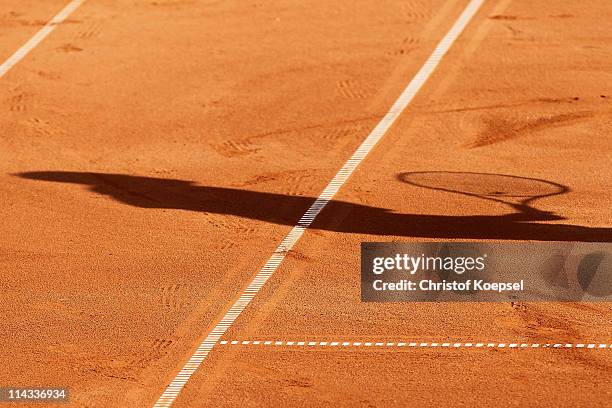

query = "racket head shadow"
[397,171,568,208]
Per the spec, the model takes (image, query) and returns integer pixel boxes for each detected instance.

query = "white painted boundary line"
[0,0,86,78]
[153,1,486,406]
[218,340,612,350]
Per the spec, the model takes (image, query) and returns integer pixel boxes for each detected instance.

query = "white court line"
[0,0,86,78]
[217,340,612,350]
[153,0,486,406]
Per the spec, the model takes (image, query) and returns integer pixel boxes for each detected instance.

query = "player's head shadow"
[15,170,612,242]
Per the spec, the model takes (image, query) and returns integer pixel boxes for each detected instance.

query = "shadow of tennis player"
[15,171,612,242]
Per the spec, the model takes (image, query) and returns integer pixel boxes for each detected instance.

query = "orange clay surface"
[0,0,610,407]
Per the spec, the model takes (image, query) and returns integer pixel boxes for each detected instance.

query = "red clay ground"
[0,0,610,407]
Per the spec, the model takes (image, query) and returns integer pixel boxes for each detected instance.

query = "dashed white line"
[0,0,86,78]
[153,1,486,406]
[217,340,612,350]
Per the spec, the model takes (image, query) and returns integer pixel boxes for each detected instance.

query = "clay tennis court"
[1,0,611,406]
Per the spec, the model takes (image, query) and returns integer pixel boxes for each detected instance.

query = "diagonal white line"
[153,1,486,406]
[0,0,87,78]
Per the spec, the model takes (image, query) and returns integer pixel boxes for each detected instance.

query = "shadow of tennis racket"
[397,171,568,221]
